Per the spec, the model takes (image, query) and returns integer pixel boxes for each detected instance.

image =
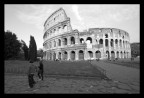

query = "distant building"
[131,43,140,57]
[43,8,131,61]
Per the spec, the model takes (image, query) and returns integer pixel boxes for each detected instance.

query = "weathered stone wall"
[43,8,131,61]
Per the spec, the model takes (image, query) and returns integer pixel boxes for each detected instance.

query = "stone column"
[67,21,72,32]
[75,34,79,45]
[84,50,88,60]
[67,51,71,60]
[75,50,79,60]
[56,52,58,59]
[93,50,96,60]
[67,36,71,45]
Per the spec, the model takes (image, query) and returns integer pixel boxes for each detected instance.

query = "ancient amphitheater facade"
[43,8,131,61]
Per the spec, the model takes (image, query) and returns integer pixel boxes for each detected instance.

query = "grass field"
[104,58,140,69]
[4,60,107,79]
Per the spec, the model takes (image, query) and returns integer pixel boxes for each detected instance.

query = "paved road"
[91,61,140,91]
[5,74,139,94]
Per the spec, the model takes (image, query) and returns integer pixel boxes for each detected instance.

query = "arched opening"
[111,39,114,47]
[105,34,108,38]
[80,38,84,44]
[105,39,108,47]
[95,50,101,59]
[117,51,119,59]
[106,51,110,59]
[63,25,67,32]
[58,39,61,46]
[124,51,126,58]
[115,39,118,47]
[71,51,75,60]
[71,36,75,44]
[58,52,61,60]
[88,51,93,59]
[63,51,68,60]
[86,37,92,43]
[111,51,115,60]
[99,39,103,44]
[63,38,67,45]
[53,52,56,60]
[121,51,123,58]
[79,50,84,60]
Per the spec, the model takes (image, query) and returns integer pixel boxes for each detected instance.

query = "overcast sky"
[5,4,140,49]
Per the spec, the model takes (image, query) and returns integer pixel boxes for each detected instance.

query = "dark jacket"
[39,61,43,72]
[28,64,37,74]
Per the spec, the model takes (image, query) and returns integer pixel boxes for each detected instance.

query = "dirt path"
[5,74,139,94]
[91,61,140,93]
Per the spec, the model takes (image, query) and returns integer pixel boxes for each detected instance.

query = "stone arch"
[105,39,108,47]
[105,34,108,38]
[111,51,115,60]
[99,39,103,44]
[58,39,61,46]
[124,51,126,58]
[95,50,101,59]
[115,39,118,44]
[53,52,56,60]
[106,50,110,59]
[58,52,61,60]
[71,51,75,60]
[88,51,93,59]
[111,39,114,47]
[120,51,123,58]
[71,36,75,44]
[63,51,68,60]
[63,38,67,45]
[86,37,92,43]
[117,51,119,59]
[79,50,84,60]
[63,25,67,32]
[80,38,84,44]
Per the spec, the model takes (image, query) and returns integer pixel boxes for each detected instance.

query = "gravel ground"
[4,74,139,94]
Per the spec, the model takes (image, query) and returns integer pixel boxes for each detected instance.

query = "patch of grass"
[104,59,140,69]
[4,60,106,79]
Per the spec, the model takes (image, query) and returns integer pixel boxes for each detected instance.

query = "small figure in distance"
[28,60,37,88]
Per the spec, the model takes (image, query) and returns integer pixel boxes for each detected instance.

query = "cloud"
[72,5,82,21]
[17,5,53,31]
[71,5,87,31]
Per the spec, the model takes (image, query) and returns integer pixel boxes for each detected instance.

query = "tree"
[29,35,37,62]
[37,48,43,58]
[21,40,29,60]
[5,30,21,60]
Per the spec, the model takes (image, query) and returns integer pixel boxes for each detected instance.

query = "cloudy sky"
[5,4,139,49]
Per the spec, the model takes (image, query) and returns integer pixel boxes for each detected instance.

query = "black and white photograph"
[4,4,140,94]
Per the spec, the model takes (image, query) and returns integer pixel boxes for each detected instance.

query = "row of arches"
[44,24,68,39]
[44,35,130,50]
[46,50,130,61]
[80,37,130,48]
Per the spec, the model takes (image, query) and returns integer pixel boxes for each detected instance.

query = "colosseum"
[43,8,131,61]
